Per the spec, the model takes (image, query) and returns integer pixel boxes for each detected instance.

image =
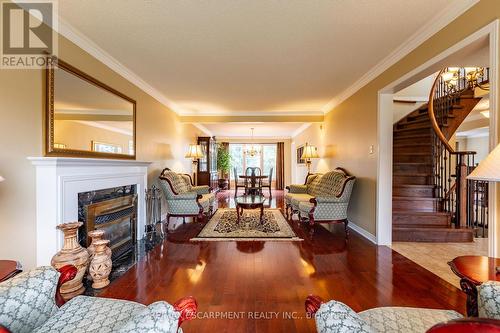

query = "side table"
[448,255,500,317]
[0,260,22,282]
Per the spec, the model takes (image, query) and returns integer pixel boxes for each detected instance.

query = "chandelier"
[442,67,489,91]
[244,128,260,157]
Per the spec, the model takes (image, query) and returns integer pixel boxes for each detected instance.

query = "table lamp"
[301,143,319,174]
[185,144,204,185]
[467,143,500,273]
[0,176,4,183]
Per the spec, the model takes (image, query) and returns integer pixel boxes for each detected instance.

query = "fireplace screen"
[78,185,137,259]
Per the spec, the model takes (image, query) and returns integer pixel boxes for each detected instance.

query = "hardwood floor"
[100,190,466,332]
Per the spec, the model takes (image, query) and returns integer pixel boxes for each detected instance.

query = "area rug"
[191,208,302,241]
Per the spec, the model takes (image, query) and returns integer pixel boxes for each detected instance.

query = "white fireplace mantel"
[28,157,151,266]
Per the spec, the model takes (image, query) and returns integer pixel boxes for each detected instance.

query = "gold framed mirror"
[45,57,136,159]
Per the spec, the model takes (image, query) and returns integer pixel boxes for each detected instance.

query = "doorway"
[376,20,499,262]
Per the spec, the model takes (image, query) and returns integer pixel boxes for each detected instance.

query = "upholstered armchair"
[0,265,197,333]
[159,168,215,229]
[285,168,355,235]
[305,281,500,333]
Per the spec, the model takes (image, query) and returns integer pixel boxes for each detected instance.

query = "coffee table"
[448,255,500,317]
[235,195,267,224]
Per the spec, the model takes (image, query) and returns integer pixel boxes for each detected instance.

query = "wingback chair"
[305,281,500,333]
[159,168,215,230]
[285,168,355,236]
[0,265,197,333]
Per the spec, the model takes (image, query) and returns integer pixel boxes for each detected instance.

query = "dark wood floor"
[100,190,466,332]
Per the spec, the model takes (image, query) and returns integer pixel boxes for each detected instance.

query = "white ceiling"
[201,122,310,139]
[57,0,473,116]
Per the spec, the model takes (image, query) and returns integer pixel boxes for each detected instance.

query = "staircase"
[392,84,482,242]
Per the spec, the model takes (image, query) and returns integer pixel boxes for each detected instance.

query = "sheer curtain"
[276,142,285,190]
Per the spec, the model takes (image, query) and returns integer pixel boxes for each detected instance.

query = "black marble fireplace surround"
[78,185,162,295]
[78,185,137,254]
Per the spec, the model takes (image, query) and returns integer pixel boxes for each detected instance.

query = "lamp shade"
[185,144,204,159]
[0,176,4,182]
[301,145,319,160]
[467,143,500,181]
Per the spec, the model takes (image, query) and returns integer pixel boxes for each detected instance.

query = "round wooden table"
[235,195,267,224]
[448,255,500,316]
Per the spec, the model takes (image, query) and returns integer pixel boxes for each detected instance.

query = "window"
[229,143,277,183]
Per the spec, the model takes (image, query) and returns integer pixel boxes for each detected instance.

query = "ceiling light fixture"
[442,67,489,91]
[244,128,260,157]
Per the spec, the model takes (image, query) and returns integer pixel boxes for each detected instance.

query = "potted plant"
[217,144,231,190]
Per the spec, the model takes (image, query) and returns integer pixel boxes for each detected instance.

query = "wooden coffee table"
[448,255,500,317]
[235,195,266,224]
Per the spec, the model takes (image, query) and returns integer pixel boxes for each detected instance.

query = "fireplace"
[79,185,137,260]
[29,157,150,266]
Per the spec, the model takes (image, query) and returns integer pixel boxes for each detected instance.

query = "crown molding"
[55,17,186,115]
[321,0,479,114]
[191,123,213,136]
[180,110,325,116]
[291,123,313,138]
[216,136,292,140]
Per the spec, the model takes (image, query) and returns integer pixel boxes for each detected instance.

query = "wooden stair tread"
[393,211,449,216]
[393,226,472,232]
[393,143,431,147]
[394,152,430,156]
[393,162,432,166]
[393,173,431,177]
[393,196,439,201]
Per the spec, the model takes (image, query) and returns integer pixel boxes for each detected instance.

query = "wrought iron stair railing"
[428,68,488,233]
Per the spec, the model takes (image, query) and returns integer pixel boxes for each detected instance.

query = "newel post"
[455,154,468,228]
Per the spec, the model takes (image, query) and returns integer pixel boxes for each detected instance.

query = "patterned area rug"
[191,208,302,241]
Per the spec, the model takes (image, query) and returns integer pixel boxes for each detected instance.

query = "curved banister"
[428,67,484,229]
[428,69,454,152]
[428,69,481,156]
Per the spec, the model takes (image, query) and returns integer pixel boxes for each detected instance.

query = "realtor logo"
[1,0,57,68]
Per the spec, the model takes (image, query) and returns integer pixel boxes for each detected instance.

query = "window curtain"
[276,142,285,190]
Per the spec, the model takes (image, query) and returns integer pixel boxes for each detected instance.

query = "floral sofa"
[285,168,355,234]
[305,281,500,333]
[159,168,215,229]
[0,266,197,333]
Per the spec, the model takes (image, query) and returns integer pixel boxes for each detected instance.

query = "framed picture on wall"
[297,145,305,164]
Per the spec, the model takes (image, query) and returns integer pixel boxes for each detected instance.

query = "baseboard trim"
[348,221,377,244]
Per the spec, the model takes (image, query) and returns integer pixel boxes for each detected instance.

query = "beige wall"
[0,35,202,269]
[458,135,490,163]
[293,0,500,238]
[218,137,292,186]
[291,124,330,184]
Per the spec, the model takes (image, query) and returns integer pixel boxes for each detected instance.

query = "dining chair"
[245,167,263,195]
[234,167,246,197]
[261,167,273,197]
